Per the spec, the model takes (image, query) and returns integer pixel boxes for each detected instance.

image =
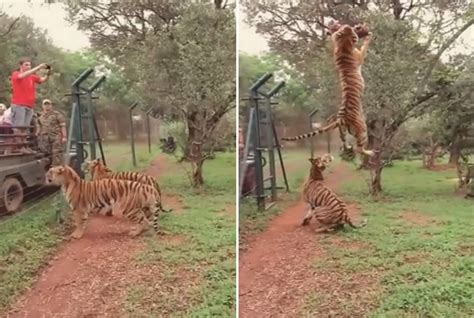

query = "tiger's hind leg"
[301,204,314,226]
[338,124,351,150]
[354,127,374,157]
[128,208,150,237]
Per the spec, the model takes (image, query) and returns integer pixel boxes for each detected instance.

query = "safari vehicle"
[0,125,67,213]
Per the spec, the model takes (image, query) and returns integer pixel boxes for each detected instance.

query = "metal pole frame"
[249,73,273,210]
[308,108,319,159]
[129,101,139,167]
[69,68,94,178]
[144,107,152,154]
[82,75,106,162]
[259,81,285,201]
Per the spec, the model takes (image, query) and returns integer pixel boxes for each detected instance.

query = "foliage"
[159,120,188,155]
[64,0,236,186]
[0,9,145,142]
[242,0,474,193]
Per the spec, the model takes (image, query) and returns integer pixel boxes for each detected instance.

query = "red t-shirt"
[10,71,41,108]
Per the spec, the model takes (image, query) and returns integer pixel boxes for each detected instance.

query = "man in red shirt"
[10,57,50,153]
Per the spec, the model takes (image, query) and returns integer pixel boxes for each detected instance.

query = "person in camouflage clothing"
[37,99,67,166]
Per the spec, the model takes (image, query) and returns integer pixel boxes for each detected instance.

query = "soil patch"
[239,163,369,317]
[400,211,437,226]
[429,164,456,171]
[5,154,182,317]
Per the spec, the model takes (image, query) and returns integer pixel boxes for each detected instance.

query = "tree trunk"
[422,137,440,169]
[184,113,198,161]
[370,150,383,195]
[360,119,380,170]
[192,159,204,187]
[449,135,462,165]
[186,114,206,187]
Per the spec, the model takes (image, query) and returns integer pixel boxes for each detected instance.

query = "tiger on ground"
[301,155,367,232]
[85,158,172,214]
[282,21,375,161]
[46,165,163,239]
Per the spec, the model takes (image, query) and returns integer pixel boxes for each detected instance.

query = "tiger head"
[46,165,78,186]
[334,24,358,47]
[321,153,334,166]
[308,154,333,180]
[85,158,110,179]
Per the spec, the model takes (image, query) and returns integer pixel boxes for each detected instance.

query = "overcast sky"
[238,8,474,58]
[0,0,90,51]
[1,0,472,57]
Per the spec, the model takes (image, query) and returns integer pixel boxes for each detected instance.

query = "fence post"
[129,101,139,167]
[145,108,152,154]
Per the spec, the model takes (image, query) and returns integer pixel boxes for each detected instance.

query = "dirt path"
[7,155,182,318]
[239,163,363,317]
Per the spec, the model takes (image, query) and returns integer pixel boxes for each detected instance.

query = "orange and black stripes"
[86,158,171,213]
[282,24,373,158]
[301,156,367,231]
[46,165,161,236]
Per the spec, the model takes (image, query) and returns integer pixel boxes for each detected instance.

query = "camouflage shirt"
[38,110,66,137]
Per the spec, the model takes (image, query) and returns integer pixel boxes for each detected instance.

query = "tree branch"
[0,17,20,37]
[416,18,474,98]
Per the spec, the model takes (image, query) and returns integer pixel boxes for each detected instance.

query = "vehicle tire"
[1,177,23,213]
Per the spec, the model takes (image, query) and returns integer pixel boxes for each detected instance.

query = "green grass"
[306,160,474,317]
[102,141,160,171]
[0,198,61,311]
[0,142,161,313]
[123,152,236,317]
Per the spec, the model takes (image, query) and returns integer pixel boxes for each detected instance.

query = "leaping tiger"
[282,22,375,160]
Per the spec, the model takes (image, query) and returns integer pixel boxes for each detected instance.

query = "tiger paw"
[129,228,145,237]
[301,217,311,226]
[364,150,375,157]
[71,230,84,239]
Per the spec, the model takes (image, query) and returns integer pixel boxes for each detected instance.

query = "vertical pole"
[264,96,277,201]
[69,68,94,178]
[266,81,288,194]
[272,121,290,192]
[92,115,106,165]
[72,86,85,178]
[146,110,151,154]
[251,90,265,210]
[249,72,273,210]
[129,102,138,167]
[64,103,77,166]
[86,92,96,160]
[327,131,331,154]
[239,108,255,193]
[309,108,318,159]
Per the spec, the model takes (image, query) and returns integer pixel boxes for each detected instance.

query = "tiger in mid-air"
[85,158,171,214]
[46,165,163,239]
[301,155,367,232]
[282,21,375,161]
